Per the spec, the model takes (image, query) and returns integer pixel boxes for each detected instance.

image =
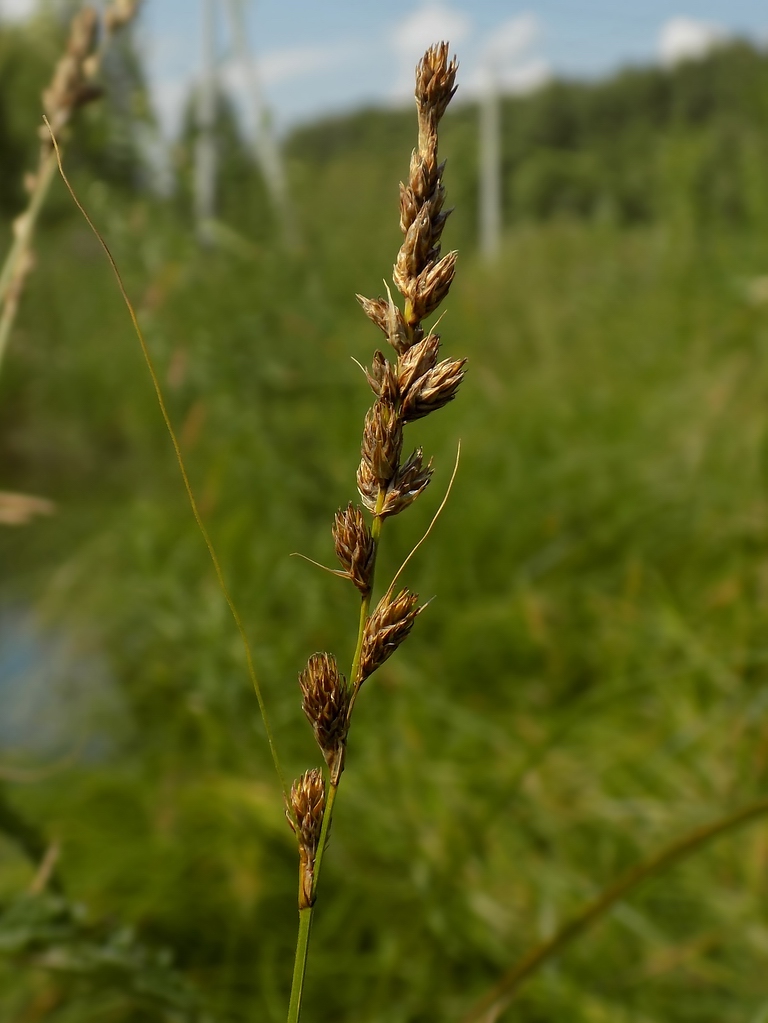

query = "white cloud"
[256,42,359,87]
[148,41,362,139]
[499,58,551,94]
[0,0,36,22]
[462,13,548,97]
[659,17,727,67]
[486,13,539,63]
[393,1,471,56]
[391,2,472,99]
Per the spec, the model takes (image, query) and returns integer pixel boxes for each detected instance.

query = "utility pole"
[479,60,501,259]
[223,0,299,249]
[195,0,218,246]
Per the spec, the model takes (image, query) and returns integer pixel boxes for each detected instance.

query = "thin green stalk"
[48,125,287,800]
[286,908,314,1023]
[309,771,340,904]
[461,796,768,1023]
[286,505,385,1022]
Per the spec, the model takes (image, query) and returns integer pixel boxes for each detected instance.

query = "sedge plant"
[284,42,465,1022]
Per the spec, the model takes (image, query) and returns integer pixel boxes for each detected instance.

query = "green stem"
[460,796,768,1023]
[286,907,314,1023]
[310,775,339,904]
[286,500,385,1023]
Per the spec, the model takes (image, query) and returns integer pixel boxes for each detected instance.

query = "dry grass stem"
[0,2,142,373]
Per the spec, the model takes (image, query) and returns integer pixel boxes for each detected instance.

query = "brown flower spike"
[354,43,465,530]
[358,588,424,684]
[299,653,351,783]
[333,504,375,596]
[286,769,326,909]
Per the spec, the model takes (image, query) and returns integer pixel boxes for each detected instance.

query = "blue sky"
[3,0,767,133]
[140,0,768,134]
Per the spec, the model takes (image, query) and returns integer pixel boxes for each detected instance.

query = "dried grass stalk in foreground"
[0,1,142,376]
[285,41,465,1023]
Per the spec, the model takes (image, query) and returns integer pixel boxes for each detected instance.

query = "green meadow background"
[3,11,768,1021]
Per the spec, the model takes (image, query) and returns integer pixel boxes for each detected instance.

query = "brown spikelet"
[360,400,403,487]
[300,653,351,782]
[401,356,467,422]
[415,42,459,135]
[285,769,326,909]
[404,250,458,326]
[358,588,423,683]
[357,290,413,355]
[397,333,441,395]
[356,458,379,514]
[366,351,399,404]
[333,504,376,596]
[380,449,433,518]
[356,294,389,334]
[396,205,434,281]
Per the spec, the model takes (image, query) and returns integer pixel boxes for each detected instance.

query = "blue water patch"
[0,607,123,759]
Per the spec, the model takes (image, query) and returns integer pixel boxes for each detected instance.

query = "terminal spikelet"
[352,42,464,534]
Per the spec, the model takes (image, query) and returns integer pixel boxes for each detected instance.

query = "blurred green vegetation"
[2,15,768,1022]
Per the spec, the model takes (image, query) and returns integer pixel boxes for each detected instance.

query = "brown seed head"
[357,291,414,355]
[390,44,459,332]
[415,42,459,138]
[396,205,434,281]
[356,294,389,334]
[359,588,423,683]
[285,768,326,908]
[401,357,466,423]
[366,351,399,404]
[380,449,434,517]
[399,181,420,235]
[42,8,100,133]
[360,400,403,487]
[356,459,379,515]
[299,653,351,782]
[332,504,375,596]
[397,333,441,396]
[406,250,458,325]
[406,151,445,213]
